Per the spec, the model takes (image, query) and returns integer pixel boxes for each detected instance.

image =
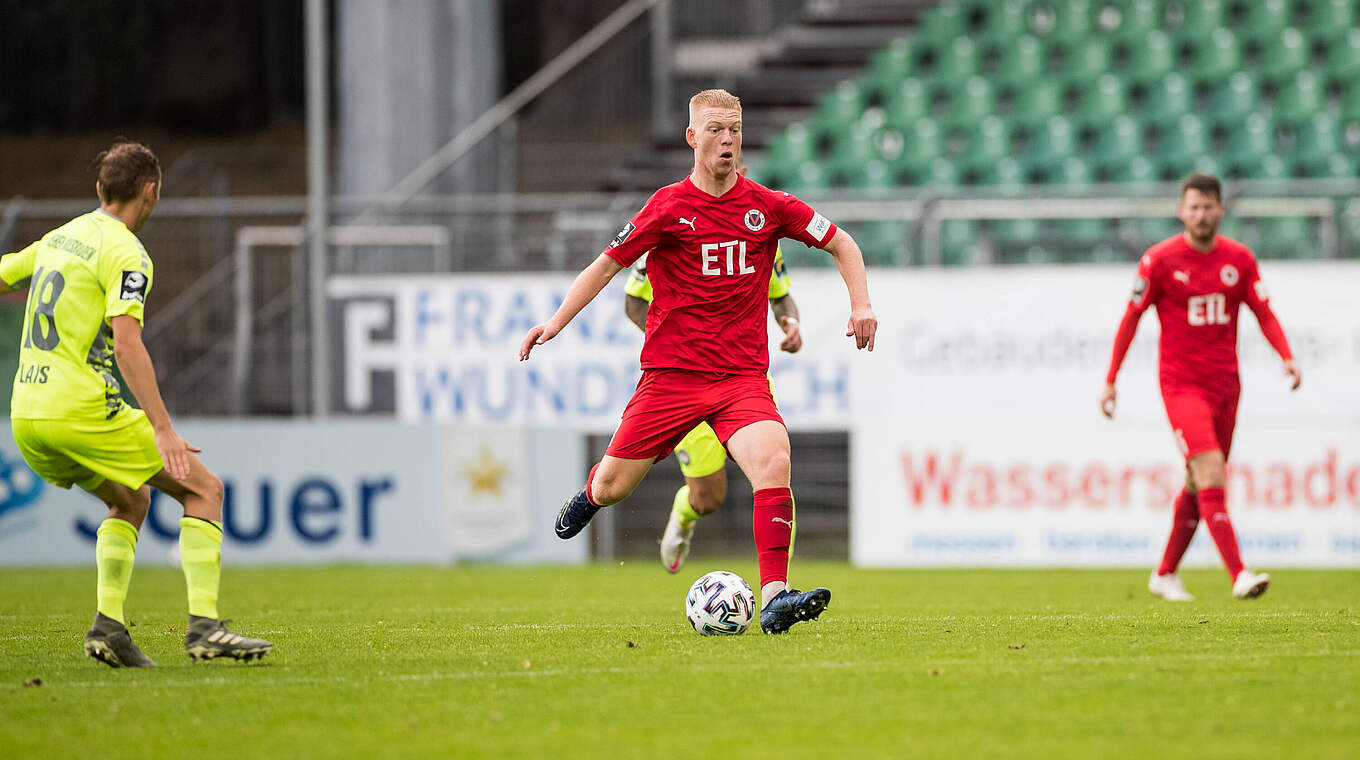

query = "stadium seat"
[979,156,1027,191]
[1101,0,1158,40]
[1090,114,1143,171]
[992,34,1045,85]
[844,158,896,190]
[1159,114,1209,168]
[1289,111,1341,172]
[1300,152,1356,179]
[1124,29,1175,83]
[939,219,979,266]
[948,76,995,126]
[896,118,946,173]
[828,121,877,175]
[1075,73,1127,127]
[1141,73,1192,126]
[1238,0,1292,40]
[786,161,830,193]
[865,37,915,99]
[990,217,1043,243]
[762,124,816,183]
[1257,217,1316,259]
[1061,38,1113,84]
[1112,155,1159,183]
[1023,115,1076,168]
[917,156,962,189]
[960,115,1010,170]
[1323,29,1360,84]
[852,220,910,266]
[1164,0,1225,38]
[1184,27,1241,82]
[885,78,930,127]
[1029,0,1094,43]
[1272,70,1324,127]
[1256,27,1309,84]
[920,1,967,46]
[1206,71,1259,128]
[934,36,980,83]
[1054,155,1092,187]
[1135,215,1179,243]
[1223,112,1275,175]
[1010,80,1063,127]
[1251,153,1293,180]
[1306,0,1356,35]
[814,80,866,134]
[977,0,1028,44]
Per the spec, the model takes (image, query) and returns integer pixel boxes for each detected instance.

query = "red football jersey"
[1128,234,1275,389]
[604,174,837,374]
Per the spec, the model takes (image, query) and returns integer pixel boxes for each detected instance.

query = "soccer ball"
[685,570,756,636]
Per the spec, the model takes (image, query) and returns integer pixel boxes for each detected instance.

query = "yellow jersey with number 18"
[0,209,153,421]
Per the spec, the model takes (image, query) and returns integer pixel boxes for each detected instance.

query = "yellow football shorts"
[12,409,164,491]
[674,376,779,479]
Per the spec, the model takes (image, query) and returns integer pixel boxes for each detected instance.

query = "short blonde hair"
[688,89,741,126]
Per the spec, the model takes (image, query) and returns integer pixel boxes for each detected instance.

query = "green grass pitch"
[2,562,1357,759]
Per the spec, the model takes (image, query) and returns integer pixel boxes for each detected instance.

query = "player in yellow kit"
[623,244,802,572]
[0,141,271,667]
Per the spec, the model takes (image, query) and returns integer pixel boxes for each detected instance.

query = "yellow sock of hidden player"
[95,518,139,624]
[179,517,223,619]
[671,485,702,527]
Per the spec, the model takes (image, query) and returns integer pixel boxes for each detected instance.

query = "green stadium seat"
[948,76,995,126]
[1058,217,1109,242]
[1272,70,1323,127]
[940,219,979,266]
[848,220,909,266]
[786,161,830,193]
[1101,0,1158,40]
[1141,73,1192,126]
[1239,0,1292,40]
[1344,86,1360,122]
[763,123,816,181]
[845,158,896,190]
[1061,38,1113,84]
[813,80,866,134]
[1023,115,1076,168]
[991,217,1043,243]
[885,78,930,127]
[1257,27,1309,84]
[871,125,907,167]
[1206,71,1259,128]
[1323,30,1360,82]
[1075,73,1127,127]
[1009,80,1063,128]
[1185,27,1241,82]
[1164,0,1225,38]
[917,156,962,189]
[896,118,946,173]
[1091,114,1143,171]
[992,34,1045,85]
[1135,215,1179,243]
[1306,0,1356,35]
[866,37,915,99]
[934,36,980,82]
[979,156,1027,191]
[1028,0,1094,42]
[1224,112,1275,175]
[1301,152,1356,179]
[1124,29,1175,83]
[1249,153,1293,180]
[920,1,967,45]
[1256,217,1315,259]
[1111,155,1159,183]
[1054,155,1092,187]
[1290,111,1341,172]
[1159,114,1208,166]
[960,115,1011,170]
[828,121,876,174]
[977,0,1028,44]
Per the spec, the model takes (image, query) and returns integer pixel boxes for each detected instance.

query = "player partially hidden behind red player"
[519,88,877,634]
[1102,173,1301,601]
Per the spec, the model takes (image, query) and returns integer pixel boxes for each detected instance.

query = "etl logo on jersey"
[1188,293,1230,326]
[701,240,756,276]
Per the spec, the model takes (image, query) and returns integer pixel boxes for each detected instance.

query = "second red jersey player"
[1103,173,1300,602]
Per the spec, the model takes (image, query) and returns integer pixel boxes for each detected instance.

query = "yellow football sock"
[95,518,139,625]
[179,517,222,620]
[672,485,702,527]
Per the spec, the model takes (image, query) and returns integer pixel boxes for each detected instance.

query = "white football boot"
[659,510,695,574]
[1232,569,1271,599]
[1148,571,1195,601]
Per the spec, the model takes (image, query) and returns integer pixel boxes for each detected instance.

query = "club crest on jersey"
[120,270,148,302]
[609,221,636,249]
[744,208,766,232]
[1220,264,1239,286]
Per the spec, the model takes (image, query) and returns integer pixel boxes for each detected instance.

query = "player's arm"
[624,293,648,332]
[1102,258,1158,418]
[1243,261,1301,390]
[519,253,625,360]
[111,315,200,480]
[770,294,801,353]
[823,228,876,351]
[0,241,41,294]
[622,261,652,333]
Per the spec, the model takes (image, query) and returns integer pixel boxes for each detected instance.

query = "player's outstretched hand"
[519,323,560,361]
[154,427,201,480]
[1283,360,1302,391]
[846,307,877,351]
[1100,384,1117,418]
[779,318,803,353]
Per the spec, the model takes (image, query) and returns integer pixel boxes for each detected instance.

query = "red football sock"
[584,463,601,507]
[752,487,794,589]
[1157,488,1200,576]
[1198,487,1244,580]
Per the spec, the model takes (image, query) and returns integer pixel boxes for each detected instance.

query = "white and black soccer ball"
[685,570,755,636]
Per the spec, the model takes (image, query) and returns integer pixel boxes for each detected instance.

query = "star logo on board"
[463,446,508,498]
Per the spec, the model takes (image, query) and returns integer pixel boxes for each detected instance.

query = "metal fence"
[1,177,1356,417]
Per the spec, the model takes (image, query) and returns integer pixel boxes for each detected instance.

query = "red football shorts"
[605,368,784,461]
[1161,385,1239,459]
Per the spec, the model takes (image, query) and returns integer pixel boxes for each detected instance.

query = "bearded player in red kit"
[519,88,877,634]
[1102,173,1301,601]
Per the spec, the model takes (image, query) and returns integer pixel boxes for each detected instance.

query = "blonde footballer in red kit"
[1102,173,1300,602]
[519,89,877,634]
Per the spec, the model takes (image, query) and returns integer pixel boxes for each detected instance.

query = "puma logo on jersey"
[1173,270,1190,283]
[678,217,697,232]
[771,517,794,528]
